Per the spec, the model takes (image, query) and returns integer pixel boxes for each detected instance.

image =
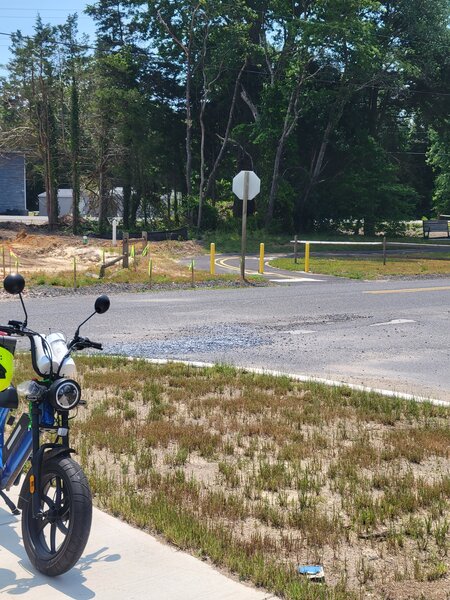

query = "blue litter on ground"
[297,565,325,581]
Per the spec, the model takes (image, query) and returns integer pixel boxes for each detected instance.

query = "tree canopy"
[0,1,449,233]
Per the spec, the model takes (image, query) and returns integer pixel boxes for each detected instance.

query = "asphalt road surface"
[2,275,450,401]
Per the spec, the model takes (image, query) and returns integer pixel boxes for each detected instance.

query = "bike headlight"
[48,379,81,411]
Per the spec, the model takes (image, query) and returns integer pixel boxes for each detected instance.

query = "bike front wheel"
[21,456,92,576]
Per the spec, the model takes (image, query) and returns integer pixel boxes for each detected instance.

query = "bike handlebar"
[0,323,28,337]
[68,336,103,351]
[0,325,103,354]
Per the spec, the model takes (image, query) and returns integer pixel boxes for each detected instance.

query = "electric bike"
[0,273,110,576]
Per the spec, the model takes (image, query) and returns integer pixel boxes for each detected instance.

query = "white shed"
[38,189,89,217]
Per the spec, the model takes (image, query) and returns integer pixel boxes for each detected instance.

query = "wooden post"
[73,257,77,290]
[383,236,387,266]
[294,235,298,264]
[123,232,129,268]
[191,260,195,287]
[240,171,249,281]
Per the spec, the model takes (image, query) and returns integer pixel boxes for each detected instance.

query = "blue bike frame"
[0,406,33,491]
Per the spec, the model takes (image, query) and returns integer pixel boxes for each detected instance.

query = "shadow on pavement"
[0,505,120,598]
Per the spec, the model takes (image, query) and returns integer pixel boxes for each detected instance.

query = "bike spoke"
[56,519,69,535]
[55,477,62,506]
[36,516,50,534]
[59,501,70,521]
[50,522,57,554]
[42,495,56,511]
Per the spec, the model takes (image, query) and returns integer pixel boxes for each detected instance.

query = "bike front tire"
[21,456,92,576]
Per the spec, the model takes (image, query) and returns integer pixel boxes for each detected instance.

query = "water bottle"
[45,332,77,377]
[33,335,51,375]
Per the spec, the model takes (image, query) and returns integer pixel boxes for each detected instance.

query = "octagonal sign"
[232,171,260,200]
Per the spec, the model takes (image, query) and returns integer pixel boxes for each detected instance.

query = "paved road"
[180,253,332,284]
[1,275,450,597]
[2,275,450,400]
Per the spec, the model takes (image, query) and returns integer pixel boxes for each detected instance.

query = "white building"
[38,189,89,217]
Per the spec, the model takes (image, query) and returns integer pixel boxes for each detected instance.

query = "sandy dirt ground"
[0,226,203,275]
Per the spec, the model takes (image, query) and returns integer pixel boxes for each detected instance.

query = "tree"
[58,15,89,234]
[5,19,60,229]
[428,125,450,215]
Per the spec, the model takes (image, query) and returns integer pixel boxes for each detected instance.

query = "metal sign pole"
[240,171,249,281]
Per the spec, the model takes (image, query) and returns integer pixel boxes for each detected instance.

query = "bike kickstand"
[0,490,20,515]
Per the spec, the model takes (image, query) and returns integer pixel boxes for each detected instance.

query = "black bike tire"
[21,456,92,576]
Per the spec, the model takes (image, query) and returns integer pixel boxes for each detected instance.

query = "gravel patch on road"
[103,323,269,357]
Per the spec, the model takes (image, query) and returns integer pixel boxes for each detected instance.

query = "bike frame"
[0,277,108,521]
[0,331,74,518]
[0,406,32,490]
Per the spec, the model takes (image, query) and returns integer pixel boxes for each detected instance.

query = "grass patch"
[201,230,444,255]
[270,255,450,279]
[11,355,450,598]
[17,237,259,288]
[26,267,245,288]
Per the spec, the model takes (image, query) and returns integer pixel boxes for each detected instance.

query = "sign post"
[232,170,260,281]
[241,171,249,280]
[112,218,118,247]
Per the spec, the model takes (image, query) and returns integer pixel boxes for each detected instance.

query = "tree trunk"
[98,136,108,233]
[45,104,59,231]
[123,182,131,230]
[70,76,80,234]
[197,94,206,230]
[296,87,351,229]
[185,56,193,196]
[265,137,286,227]
[174,185,179,225]
[204,60,247,199]
[265,84,302,227]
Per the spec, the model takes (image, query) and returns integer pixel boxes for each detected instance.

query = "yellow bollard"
[210,243,215,275]
[304,242,310,273]
[259,243,264,274]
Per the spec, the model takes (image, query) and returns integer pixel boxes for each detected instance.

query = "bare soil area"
[0,228,103,272]
[0,225,206,282]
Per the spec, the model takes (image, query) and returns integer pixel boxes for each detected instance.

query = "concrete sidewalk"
[0,487,275,600]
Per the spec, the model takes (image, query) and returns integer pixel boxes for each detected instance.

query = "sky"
[0,1,96,73]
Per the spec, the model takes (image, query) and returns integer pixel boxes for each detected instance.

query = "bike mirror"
[3,273,25,295]
[94,295,110,314]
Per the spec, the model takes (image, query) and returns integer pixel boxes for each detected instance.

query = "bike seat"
[0,386,18,409]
